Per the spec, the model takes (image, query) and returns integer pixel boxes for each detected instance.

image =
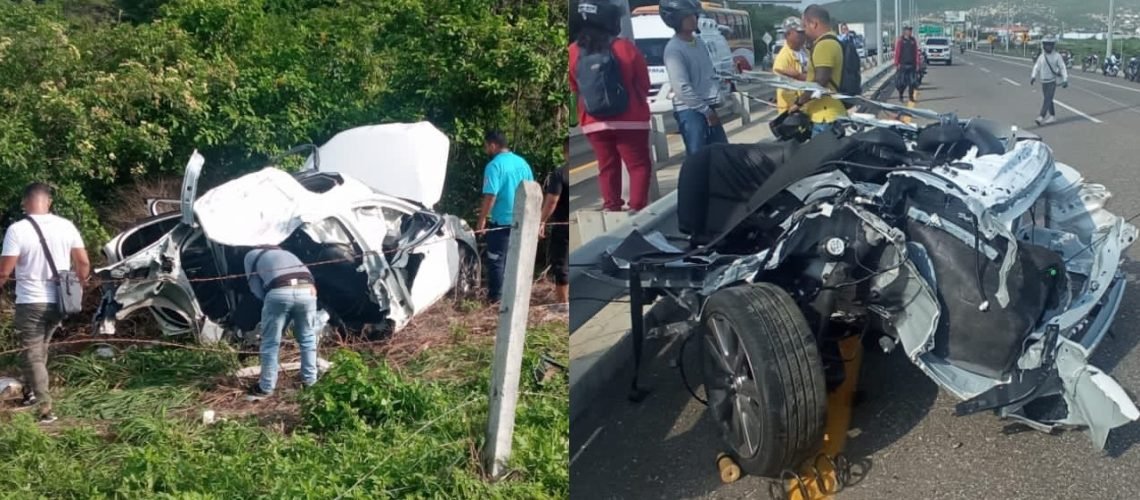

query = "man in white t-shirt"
[0,183,89,423]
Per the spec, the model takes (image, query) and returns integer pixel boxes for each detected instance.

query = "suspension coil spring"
[765,451,853,499]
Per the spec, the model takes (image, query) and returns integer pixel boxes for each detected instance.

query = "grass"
[0,316,569,498]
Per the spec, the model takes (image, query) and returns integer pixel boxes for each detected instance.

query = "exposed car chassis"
[590,86,1140,477]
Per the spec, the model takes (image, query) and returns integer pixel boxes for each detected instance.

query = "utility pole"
[1107,0,1115,59]
[876,0,882,63]
[895,0,900,48]
[1005,7,1011,51]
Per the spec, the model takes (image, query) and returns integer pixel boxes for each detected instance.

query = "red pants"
[585,128,652,211]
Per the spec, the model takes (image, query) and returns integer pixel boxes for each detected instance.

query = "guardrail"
[568,58,900,422]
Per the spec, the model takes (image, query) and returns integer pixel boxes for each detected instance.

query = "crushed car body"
[591,85,1140,476]
[92,121,479,345]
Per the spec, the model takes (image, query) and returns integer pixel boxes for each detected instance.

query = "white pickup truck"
[924,36,953,65]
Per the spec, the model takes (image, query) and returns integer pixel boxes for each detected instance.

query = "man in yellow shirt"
[790,4,847,136]
[772,16,808,114]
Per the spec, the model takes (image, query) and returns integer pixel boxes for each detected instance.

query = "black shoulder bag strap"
[815,34,842,91]
[25,217,61,285]
[1043,54,1060,80]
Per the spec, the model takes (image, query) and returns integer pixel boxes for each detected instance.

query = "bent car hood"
[301,121,450,209]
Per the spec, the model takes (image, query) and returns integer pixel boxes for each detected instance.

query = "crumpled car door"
[94,151,222,343]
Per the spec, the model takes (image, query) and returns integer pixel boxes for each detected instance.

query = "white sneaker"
[1034,116,1044,125]
[1044,115,1056,124]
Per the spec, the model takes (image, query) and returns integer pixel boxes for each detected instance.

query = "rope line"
[0,221,572,289]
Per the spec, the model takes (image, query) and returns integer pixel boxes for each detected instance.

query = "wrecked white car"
[92,122,479,344]
[596,98,1140,478]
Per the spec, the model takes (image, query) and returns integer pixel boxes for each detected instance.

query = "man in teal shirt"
[476,130,534,303]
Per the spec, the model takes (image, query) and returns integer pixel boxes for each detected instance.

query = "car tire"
[455,244,480,300]
[700,282,827,478]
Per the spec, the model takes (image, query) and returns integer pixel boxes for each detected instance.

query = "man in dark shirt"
[540,147,570,304]
[893,26,922,102]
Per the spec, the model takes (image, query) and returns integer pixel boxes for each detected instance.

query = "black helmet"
[577,0,622,35]
[659,0,701,30]
[770,111,812,142]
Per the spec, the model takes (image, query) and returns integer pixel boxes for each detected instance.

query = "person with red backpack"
[569,0,653,213]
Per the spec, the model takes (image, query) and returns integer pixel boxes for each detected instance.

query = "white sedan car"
[92,122,480,344]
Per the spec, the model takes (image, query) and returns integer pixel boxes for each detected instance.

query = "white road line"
[1002,77,1021,86]
[570,426,604,467]
[979,67,991,73]
[973,52,1140,94]
[1055,100,1103,123]
[1075,86,1140,116]
[966,61,975,66]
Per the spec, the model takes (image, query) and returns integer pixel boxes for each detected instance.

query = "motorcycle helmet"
[659,0,702,31]
[769,110,812,142]
[576,0,622,35]
[1041,35,1056,52]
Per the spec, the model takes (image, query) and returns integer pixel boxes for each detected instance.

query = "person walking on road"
[789,4,847,136]
[893,26,922,103]
[1030,35,1068,126]
[569,0,653,213]
[243,245,320,401]
[476,130,535,304]
[0,183,90,423]
[660,0,728,156]
[539,140,571,306]
[772,16,809,114]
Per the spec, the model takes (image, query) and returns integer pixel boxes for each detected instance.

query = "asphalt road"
[569,51,1140,499]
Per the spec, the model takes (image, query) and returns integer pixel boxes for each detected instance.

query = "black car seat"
[677,141,798,246]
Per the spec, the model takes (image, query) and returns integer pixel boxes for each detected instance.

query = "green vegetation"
[824,0,1140,25]
[744,5,801,58]
[0,321,569,498]
[989,39,1140,60]
[0,0,567,247]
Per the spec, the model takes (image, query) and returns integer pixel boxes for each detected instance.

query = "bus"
[629,2,753,113]
[701,2,755,73]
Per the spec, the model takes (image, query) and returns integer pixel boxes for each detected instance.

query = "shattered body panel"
[599,107,1140,449]
[93,122,477,344]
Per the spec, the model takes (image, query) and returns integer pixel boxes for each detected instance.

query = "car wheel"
[454,244,480,300]
[700,282,827,478]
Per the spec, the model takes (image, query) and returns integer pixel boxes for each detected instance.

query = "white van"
[630,11,735,114]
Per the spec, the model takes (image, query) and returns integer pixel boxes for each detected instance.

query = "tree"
[745,5,801,58]
[0,0,566,247]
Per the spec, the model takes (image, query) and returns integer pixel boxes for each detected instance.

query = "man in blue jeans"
[660,0,728,156]
[476,130,535,303]
[243,245,320,401]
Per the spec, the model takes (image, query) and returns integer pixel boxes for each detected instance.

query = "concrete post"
[735,92,751,126]
[483,181,542,480]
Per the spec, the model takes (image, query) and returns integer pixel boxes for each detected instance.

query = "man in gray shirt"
[243,245,320,400]
[659,0,727,156]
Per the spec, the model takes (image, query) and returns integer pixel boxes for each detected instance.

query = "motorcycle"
[1083,54,1098,73]
[1104,59,1121,77]
[1127,56,1140,82]
[1062,52,1073,69]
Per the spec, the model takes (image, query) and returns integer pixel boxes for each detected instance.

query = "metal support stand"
[628,265,650,402]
